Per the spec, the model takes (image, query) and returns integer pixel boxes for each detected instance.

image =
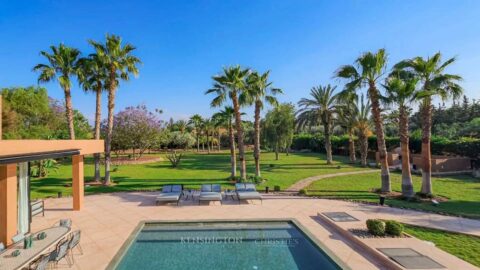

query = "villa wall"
[375,152,400,166]
[411,154,472,172]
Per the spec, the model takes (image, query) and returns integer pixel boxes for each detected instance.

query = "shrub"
[247,175,264,184]
[166,151,183,168]
[385,220,404,236]
[298,189,308,195]
[366,219,385,236]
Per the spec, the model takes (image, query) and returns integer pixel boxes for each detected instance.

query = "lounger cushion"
[212,184,221,192]
[201,185,212,192]
[245,183,256,191]
[171,185,182,193]
[162,185,172,193]
[235,183,246,192]
[156,193,180,201]
[237,191,262,200]
[199,192,222,201]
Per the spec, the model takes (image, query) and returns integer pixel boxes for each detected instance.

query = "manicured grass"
[30,151,371,199]
[306,172,480,219]
[404,224,480,267]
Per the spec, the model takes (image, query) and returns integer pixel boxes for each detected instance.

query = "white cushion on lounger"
[237,192,262,200]
[199,192,222,201]
[156,193,180,201]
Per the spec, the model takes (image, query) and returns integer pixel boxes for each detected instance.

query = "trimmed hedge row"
[292,133,480,158]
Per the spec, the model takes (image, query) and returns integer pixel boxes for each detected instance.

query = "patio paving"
[30,192,480,270]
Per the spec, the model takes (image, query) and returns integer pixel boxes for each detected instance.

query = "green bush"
[366,219,386,236]
[298,189,308,195]
[295,133,480,158]
[385,220,404,236]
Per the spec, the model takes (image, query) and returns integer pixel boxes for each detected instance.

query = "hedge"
[292,133,480,158]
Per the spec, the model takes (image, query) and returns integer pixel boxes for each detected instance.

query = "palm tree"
[213,107,239,178]
[206,66,250,180]
[175,120,188,134]
[189,114,204,152]
[338,94,358,163]
[393,53,462,195]
[243,71,282,177]
[382,74,418,198]
[355,95,371,167]
[336,49,391,192]
[77,54,107,182]
[203,118,214,154]
[33,44,81,139]
[89,34,141,185]
[296,85,341,165]
[214,107,244,177]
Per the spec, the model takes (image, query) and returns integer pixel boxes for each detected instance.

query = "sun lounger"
[199,184,222,205]
[156,185,183,205]
[235,183,263,204]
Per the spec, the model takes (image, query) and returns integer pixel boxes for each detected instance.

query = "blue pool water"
[114,221,342,270]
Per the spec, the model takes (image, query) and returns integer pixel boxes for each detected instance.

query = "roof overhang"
[0,140,104,165]
[0,149,81,164]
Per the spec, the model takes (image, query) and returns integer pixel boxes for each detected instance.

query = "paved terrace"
[31,193,480,270]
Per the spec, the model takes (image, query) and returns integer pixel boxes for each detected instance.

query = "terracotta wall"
[411,154,472,172]
[375,152,400,165]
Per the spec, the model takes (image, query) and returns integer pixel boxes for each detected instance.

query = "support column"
[0,164,17,246]
[72,155,84,211]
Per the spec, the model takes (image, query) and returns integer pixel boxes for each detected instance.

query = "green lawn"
[306,172,480,219]
[404,224,480,267]
[30,151,371,199]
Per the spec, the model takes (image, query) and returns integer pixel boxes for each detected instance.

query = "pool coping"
[105,218,352,270]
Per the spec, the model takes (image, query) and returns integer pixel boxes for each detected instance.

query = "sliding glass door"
[17,162,29,234]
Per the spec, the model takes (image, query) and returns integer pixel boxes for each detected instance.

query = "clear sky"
[1,0,479,122]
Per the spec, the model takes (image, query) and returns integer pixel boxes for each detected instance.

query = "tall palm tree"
[393,53,462,195]
[296,85,341,165]
[206,66,250,180]
[355,95,371,167]
[382,74,418,198]
[213,107,240,178]
[189,114,204,152]
[89,34,141,185]
[338,94,358,163]
[336,49,391,192]
[33,44,81,139]
[243,71,282,177]
[203,118,214,154]
[77,54,107,182]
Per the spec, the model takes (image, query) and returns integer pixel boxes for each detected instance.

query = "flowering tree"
[103,105,162,159]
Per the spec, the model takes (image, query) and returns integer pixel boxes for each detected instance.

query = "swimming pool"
[107,220,348,270]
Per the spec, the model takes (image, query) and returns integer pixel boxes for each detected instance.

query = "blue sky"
[1,0,479,122]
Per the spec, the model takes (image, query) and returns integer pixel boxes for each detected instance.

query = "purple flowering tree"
[102,105,162,159]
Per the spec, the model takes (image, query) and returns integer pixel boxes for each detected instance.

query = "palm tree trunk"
[218,132,221,151]
[229,123,236,178]
[253,101,261,177]
[420,97,433,195]
[368,84,391,192]
[207,132,211,154]
[275,143,279,160]
[232,92,246,180]
[196,132,200,152]
[211,132,214,151]
[359,132,368,167]
[94,87,102,182]
[324,122,333,165]
[64,87,75,139]
[104,69,116,186]
[348,130,356,163]
[399,105,414,198]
